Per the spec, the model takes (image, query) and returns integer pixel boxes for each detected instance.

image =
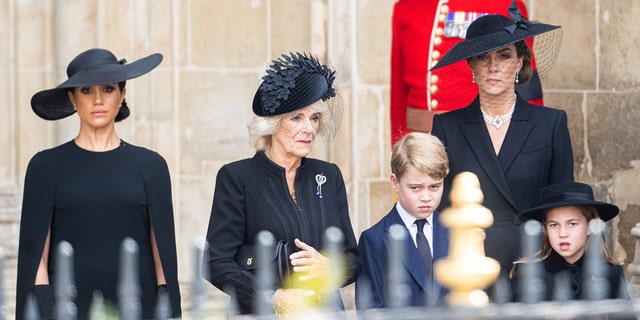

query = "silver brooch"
[315,174,327,199]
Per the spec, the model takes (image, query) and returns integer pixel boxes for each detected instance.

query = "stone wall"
[1,0,639,317]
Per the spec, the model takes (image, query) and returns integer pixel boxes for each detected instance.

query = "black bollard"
[118,237,141,320]
[191,243,206,312]
[23,293,40,320]
[387,224,409,309]
[255,230,276,316]
[55,241,77,320]
[0,247,4,320]
[88,291,107,320]
[518,220,545,303]
[583,219,609,301]
[324,226,345,311]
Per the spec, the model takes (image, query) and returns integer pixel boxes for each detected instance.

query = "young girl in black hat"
[511,181,629,301]
[16,48,181,319]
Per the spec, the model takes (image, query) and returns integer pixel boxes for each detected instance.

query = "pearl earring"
[515,72,519,83]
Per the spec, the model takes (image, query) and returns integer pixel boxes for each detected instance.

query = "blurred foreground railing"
[203,172,640,319]
[4,172,640,319]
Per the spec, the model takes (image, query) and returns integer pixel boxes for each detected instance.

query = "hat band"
[543,192,593,203]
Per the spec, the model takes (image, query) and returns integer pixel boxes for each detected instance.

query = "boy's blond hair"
[391,132,449,180]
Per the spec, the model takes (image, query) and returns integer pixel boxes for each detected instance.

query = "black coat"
[431,96,574,275]
[16,141,181,320]
[204,151,361,314]
[512,250,629,301]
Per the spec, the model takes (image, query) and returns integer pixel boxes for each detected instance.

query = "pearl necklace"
[481,100,516,129]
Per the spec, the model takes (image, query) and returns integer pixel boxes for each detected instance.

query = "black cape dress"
[16,140,181,319]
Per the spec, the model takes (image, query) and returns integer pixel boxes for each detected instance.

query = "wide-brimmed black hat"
[430,1,560,72]
[252,52,336,117]
[31,48,163,120]
[518,182,620,223]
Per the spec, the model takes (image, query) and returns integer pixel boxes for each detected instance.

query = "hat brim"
[517,200,619,223]
[430,23,560,71]
[31,53,162,120]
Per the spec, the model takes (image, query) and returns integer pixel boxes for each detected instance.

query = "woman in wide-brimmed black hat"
[429,0,575,290]
[510,182,629,302]
[204,52,361,316]
[16,48,181,319]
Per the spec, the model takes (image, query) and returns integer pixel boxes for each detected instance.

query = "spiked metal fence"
[4,222,640,319]
[4,173,640,319]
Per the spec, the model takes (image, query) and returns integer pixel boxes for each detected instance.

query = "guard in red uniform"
[391,0,543,145]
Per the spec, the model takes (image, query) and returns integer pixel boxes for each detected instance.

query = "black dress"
[205,151,361,314]
[16,141,181,320]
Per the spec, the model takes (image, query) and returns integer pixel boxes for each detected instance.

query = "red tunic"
[390,0,542,145]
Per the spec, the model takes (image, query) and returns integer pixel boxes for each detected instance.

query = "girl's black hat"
[518,182,620,222]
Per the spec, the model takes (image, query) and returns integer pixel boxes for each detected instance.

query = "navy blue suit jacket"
[431,95,574,277]
[356,206,449,309]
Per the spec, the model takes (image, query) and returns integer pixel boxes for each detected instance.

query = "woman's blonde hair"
[390,132,449,180]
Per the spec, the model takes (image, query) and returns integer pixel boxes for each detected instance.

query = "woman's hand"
[289,238,329,282]
[272,288,316,315]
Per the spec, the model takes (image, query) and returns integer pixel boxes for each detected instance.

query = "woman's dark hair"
[115,81,130,122]
[515,41,532,83]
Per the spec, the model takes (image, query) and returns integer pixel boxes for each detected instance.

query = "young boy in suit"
[356,132,449,309]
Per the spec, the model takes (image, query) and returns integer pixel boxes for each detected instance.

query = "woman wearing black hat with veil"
[204,52,361,316]
[16,48,181,319]
[429,1,574,295]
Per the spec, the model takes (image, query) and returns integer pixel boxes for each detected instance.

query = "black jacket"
[431,96,574,275]
[205,151,361,314]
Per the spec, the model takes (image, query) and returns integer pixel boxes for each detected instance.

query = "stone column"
[625,223,640,299]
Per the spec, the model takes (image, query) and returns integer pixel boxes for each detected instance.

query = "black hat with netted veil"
[252,52,343,142]
[430,1,562,80]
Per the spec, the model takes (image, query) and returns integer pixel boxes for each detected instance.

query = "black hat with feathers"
[252,52,336,116]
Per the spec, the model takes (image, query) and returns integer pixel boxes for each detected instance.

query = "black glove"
[157,284,168,295]
[155,284,172,318]
[33,284,55,319]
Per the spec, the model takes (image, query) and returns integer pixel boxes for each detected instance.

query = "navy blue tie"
[415,219,433,275]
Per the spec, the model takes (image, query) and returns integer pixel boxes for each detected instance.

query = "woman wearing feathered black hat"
[510,182,629,301]
[16,48,181,319]
[429,0,574,290]
[204,52,361,316]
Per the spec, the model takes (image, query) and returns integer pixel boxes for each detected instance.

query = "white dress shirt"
[395,202,434,255]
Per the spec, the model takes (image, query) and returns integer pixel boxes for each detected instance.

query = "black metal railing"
[3,224,640,319]
[4,197,640,319]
